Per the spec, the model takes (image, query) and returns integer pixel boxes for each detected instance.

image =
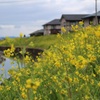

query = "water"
[0,57,17,79]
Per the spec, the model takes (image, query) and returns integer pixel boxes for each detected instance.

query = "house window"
[44,26,46,29]
[51,26,56,29]
[63,22,66,27]
[89,17,93,25]
[69,21,76,26]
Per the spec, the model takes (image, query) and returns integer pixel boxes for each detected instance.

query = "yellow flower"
[32,81,41,90]
[75,88,78,92]
[57,33,61,38]
[0,85,3,91]
[34,97,38,100]
[21,92,27,99]
[85,95,90,99]
[16,77,20,82]
[24,55,31,64]
[6,86,11,91]
[35,81,41,87]
[29,41,34,47]
[68,77,72,83]
[95,31,100,37]
[98,82,100,87]
[26,84,31,88]
[73,78,79,84]
[55,62,60,68]
[32,85,38,90]
[61,27,66,33]
[12,81,17,86]
[20,32,23,38]
[91,79,94,85]
[75,25,78,29]
[17,72,22,77]
[3,44,15,57]
[1,67,4,71]
[50,90,52,94]
[75,71,79,75]
[11,44,15,52]
[92,74,96,77]
[26,79,32,84]
[33,91,37,94]
[79,21,84,26]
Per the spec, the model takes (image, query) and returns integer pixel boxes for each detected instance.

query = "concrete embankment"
[0,51,6,64]
[0,46,43,59]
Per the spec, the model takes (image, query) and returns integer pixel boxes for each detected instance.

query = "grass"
[0,33,73,49]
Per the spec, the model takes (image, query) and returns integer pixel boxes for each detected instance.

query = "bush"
[0,25,100,100]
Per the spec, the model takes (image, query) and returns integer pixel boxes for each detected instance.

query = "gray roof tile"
[43,19,60,26]
[61,14,88,21]
[82,11,100,19]
[30,29,44,35]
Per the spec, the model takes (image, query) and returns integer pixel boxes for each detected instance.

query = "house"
[43,19,61,35]
[82,11,100,27]
[30,29,44,36]
[60,14,88,31]
[29,12,100,37]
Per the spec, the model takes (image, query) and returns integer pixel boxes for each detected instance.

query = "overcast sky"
[0,0,100,37]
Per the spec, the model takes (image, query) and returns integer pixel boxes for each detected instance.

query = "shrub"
[0,25,100,100]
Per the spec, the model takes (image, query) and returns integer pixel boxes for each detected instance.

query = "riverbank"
[0,25,100,99]
[0,33,73,49]
[0,51,6,64]
[0,46,43,59]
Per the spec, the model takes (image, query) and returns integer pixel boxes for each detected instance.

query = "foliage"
[0,24,100,100]
[0,34,66,49]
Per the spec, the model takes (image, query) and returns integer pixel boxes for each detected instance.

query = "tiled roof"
[61,14,88,21]
[30,29,44,35]
[43,19,60,26]
[82,11,100,19]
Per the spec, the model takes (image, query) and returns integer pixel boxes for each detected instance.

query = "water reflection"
[0,57,17,79]
[0,56,6,63]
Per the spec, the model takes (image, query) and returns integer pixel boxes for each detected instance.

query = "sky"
[0,0,100,37]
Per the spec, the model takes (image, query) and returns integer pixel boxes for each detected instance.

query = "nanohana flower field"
[0,23,100,100]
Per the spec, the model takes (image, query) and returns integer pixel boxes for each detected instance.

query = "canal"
[0,56,17,79]
[0,47,43,80]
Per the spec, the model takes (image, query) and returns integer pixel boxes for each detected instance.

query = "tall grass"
[0,33,73,49]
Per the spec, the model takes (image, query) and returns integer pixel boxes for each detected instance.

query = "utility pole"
[95,0,98,25]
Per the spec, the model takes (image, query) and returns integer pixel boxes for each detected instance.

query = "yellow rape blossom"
[20,32,23,38]
[26,79,32,84]
[79,21,84,26]
[24,55,31,64]
[98,82,100,87]
[61,27,66,33]
[21,92,27,99]
[0,85,3,91]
